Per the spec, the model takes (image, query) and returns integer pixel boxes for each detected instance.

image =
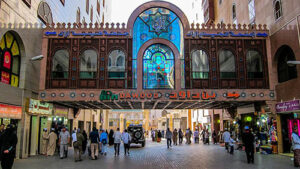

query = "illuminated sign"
[99,90,243,101]
[186,31,268,38]
[28,99,53,115]
[45,31,129,38]
[0,104,22,119]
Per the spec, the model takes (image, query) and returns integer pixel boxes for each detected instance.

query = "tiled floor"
[13,140,295,169]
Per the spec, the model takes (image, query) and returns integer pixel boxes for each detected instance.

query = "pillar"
[169,114,173,131]
[103,110,109,130]
[120,113,125,132]
[144,109,150,132]
[276,114,283,153]
[188,109,192,129]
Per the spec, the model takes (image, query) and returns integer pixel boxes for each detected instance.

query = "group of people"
[41,126,132,162]
[222,127,255,164]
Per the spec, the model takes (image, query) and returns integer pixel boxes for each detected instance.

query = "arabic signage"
[45,31,129,38]
[0,104,22,119]
[28,99,53,115]
[186,31,268,38]
[99,90,241,101]
[276,100,300,113]
[54,105,69,117]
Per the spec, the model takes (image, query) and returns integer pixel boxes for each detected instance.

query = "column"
[144,109,150,132]
[276,114,283,153]
[188,109,192,129]
[103,110,109,130]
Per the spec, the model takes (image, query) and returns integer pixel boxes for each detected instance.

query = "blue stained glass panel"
[143,44,174,89]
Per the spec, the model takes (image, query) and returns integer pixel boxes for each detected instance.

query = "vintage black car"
[128,124,145,147]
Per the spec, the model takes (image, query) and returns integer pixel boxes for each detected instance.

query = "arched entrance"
[275,45,297,83]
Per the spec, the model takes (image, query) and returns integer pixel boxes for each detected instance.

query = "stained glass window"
[108,50,125,79]
[52,50,69,79]
[192,50,209,79]
[143,44,174,89]
[0,32,21,87]
[133,7,184,88]
[80,50,97,79]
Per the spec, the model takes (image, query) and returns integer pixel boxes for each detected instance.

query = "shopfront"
[27,99,53,156]
[52,105,69,133]
[276,100,300,153]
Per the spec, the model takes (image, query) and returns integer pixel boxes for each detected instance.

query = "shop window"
[0,32,21,87]
[97,0,100,15]
[37,2,53,25]
[52,50,69,79]
[80,50,97,79]
[191,50,209,79]
[219,50,236,79]
[22,0,31,8]
[277,46,297,83]
[108,50,125,79]
[86,0,89,14]
[274,0,282,20]
[246,50,263,78]
[90,6,93,23]
[76,8,80,24]
[248,0,256,24]
[143,44,175,89]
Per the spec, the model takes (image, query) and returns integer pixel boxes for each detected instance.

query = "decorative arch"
[127,1,190,30]
[136,38,181,91]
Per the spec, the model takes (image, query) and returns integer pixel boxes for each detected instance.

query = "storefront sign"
[29,99,53,115]
[54,106,69,117]
[276,100,300,113]
[0,104,22,119]
[45,31,129,38]
[186,31,268,38]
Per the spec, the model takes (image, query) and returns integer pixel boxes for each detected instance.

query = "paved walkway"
[14,140,294,169]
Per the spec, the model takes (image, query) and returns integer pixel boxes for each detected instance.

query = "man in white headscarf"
[47,128,57,156]
[41,128,48,155]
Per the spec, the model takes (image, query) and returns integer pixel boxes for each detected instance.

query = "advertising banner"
[276,100,300,113]
[0,104,22,119]
[28,99,53,115]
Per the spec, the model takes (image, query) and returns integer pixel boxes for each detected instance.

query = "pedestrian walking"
[212,130,217,144]
[108,129,114,146]
[82,130,88,154]
[157,130,162,142]
[100,129,108,155]
[229,135,236,154]
[173,129,178,146]
[204,129,210,145]
[223,129,230,152]
[0,124,17,169]
[72,129,84,162]
[41,128,48,155]
[185,128,191,144]
[178,128,183,144]
[122,129,131,155]
[59,127,70,159]
[166,128,172,148]
[194,129,199,144]
[47,128,57,156]
[113,128,122,156]
[162,130,165,138]
[242,126,255,164]
[89,127,99,160]
[292,127,300,167]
